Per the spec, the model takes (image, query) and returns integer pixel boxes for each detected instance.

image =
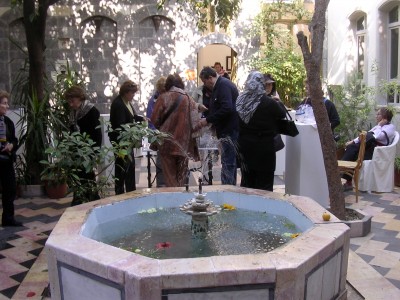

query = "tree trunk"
[297,0,345,219]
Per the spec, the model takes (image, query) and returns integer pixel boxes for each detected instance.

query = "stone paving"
[1,156,400,299]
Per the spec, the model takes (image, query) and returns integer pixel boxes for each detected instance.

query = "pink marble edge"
[46,185,350,292]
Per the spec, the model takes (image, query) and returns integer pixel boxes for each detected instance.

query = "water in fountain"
[102,207,299,259]
[97,183,300,260]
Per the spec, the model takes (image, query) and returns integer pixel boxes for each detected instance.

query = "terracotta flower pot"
[45,182,68,199]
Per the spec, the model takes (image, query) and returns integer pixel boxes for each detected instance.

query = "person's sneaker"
[342,182,353,192]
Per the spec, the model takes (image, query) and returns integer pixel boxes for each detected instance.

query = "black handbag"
[277,109,299,137]
[274,134,285,152]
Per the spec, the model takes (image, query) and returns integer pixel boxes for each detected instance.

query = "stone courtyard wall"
[0,0,261,115]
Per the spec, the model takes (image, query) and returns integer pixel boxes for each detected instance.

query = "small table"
[285,122,330,208]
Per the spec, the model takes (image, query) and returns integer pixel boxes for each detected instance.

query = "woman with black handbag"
[236,71,286,191]
[264,74,286,151]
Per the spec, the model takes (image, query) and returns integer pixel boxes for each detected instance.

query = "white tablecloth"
[285,122,329,208]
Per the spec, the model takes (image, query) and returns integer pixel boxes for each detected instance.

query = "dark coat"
[299,97,340,131]
[205,76,239,138]
[3,116,18,161]
[238,95,286,171]
[108,95,144,143]
[71,106,102,148]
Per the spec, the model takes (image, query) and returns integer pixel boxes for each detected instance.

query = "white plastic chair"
[358,131,399,193]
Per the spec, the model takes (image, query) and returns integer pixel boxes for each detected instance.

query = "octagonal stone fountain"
[46,185,350,300]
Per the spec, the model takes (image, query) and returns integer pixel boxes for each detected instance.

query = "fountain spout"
[198,177,202,195]
[180,182,221,238]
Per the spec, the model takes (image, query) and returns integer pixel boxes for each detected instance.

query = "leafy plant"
[16,90,52,184]
[395,157,400,171]
[40,131,110,200]
[251,44,306,108]
[49,61,85,140]
[378,79,400,103]
[328,72,376,148]
[250,0,310,108]
[40,122,169,203]
[110,122,170,161]
[157,0,241,31]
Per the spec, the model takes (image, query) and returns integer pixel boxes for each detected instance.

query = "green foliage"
[41,123,169,203]
[395,157,400,171]
[251,45,306,108]
[378,79,400,103]
[16,90,52,184]
[328,72,376,147]
[49,61,86,140]
[40,131,110,200]
[157,0,241,31]
[254,0,311,46]
[110,122,170,161]
[250,0,310,108]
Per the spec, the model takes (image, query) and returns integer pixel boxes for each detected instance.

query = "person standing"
[151,74,206,187]
[213,62,230,80]
[236,71,286,191]
[198,66,239,185]
[146,76,166,187]
[298,80,340,133]
[0,90,22,227]
[109,80,145,194]
[64,86,102,205]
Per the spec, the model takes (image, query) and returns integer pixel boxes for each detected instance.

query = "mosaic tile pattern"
[0,156,399,299]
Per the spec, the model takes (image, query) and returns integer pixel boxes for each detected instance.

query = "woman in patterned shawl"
[151,74,207,187]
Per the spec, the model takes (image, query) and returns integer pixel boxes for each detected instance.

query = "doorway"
[197,44,237,82]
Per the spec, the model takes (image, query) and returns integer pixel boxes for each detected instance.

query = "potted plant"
[11,62,82,195]
[40,162,69,199]
[40,131,107,200]
[395,157,400,187]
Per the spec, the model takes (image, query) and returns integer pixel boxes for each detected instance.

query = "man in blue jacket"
[198,67,239,185]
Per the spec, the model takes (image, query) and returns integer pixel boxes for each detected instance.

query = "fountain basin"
[46,186,350,300]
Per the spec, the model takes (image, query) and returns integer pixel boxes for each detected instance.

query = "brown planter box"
[395,168,400,187]
[343,208,372,238]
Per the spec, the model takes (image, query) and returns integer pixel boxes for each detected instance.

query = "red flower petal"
[156,242,172,249]
[27,291,36,297]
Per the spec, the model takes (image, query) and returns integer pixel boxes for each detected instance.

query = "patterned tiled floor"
[1,155,400,299]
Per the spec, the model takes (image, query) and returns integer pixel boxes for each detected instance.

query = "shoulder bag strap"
[159,94,184,127]
[382,130,390,146]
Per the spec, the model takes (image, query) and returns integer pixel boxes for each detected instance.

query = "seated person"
[342,107,396,191]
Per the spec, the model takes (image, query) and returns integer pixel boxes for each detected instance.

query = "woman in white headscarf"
[236,71,286,191]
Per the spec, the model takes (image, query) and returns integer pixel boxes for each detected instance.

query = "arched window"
[388,5,400,102]
[356,16,366,79]
[389,6,399,79]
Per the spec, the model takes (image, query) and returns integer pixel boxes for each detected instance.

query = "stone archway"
[197,44,238,82]
[194,33,240,83]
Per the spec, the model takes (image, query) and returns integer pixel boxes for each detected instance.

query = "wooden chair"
[337,131,367,202]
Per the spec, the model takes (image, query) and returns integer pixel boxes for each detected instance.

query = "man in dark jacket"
[109,80,144,194]
[298,81,340,133]
[198,67,239,185]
